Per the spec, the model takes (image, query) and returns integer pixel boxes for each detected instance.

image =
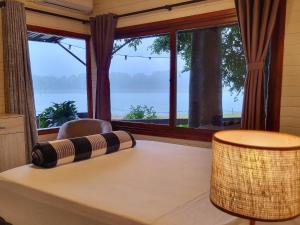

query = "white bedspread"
[0,140,298,225]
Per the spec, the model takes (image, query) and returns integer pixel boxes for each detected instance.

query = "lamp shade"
[210,130,300,222]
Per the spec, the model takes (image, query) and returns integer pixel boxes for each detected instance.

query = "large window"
[112,18,245,135]
[28,28,91,130]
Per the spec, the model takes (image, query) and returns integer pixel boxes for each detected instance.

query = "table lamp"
[210,130,300,225]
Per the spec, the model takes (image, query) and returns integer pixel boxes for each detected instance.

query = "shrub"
[124,105,158,120]
[38,101,78,128]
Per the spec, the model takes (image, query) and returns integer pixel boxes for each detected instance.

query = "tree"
[188,28,222,127]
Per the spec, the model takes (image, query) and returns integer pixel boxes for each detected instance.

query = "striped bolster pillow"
[32,130,136,168]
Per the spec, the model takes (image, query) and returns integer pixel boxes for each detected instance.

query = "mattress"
[0,140,298,225]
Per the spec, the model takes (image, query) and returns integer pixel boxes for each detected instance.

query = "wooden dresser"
[0,114,26,172]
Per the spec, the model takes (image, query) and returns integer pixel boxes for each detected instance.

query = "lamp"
[210,130,300,225]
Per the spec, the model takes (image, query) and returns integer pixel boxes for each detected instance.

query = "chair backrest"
[57,119,112,140]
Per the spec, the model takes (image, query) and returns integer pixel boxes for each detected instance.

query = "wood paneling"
[281,97,300,107]
[281,107,300,118]
[20,0,90,34]
[280,0,300,136]
[115,8,237,38]
[0,116,24,135]
[93,0,235,28]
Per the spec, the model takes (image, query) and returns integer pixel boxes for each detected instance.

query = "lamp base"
[250,220,255,225]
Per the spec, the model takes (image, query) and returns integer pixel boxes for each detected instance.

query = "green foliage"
[151,32,192,72]
[113,38,142,53]
[38,101,78,128]
[221,25,246,95]
[177,123,189,128]
[124,105,158,119]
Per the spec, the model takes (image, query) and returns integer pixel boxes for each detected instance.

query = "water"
[35,92,243,117]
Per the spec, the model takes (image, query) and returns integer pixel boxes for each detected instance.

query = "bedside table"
[0,114,26,172]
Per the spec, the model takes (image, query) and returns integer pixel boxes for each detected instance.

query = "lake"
[35,91,243,117]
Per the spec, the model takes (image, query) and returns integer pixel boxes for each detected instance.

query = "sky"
[110,36,186,75]
[29,37,86,77]
[28,35,182,80]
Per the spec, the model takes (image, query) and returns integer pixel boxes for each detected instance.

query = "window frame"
[112,7,285,141]
[112,9,238,142]
[27,25,93,135]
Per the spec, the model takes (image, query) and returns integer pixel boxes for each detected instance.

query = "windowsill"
[38,127,59,135]
[111,121,237,142]
[111,118,240,142]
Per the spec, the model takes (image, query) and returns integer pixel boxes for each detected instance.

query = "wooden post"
[250,220,256,225]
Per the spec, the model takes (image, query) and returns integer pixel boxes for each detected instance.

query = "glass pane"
[176,24,246,129]
[28,34,88,129]
[110,35,170,125]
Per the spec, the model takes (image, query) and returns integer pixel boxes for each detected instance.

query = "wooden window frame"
[112,9,237,142]
[112,7,285,142]
[27,25,93,136]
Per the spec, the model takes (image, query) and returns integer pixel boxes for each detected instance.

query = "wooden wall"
[93,0,234,28]
[280,0,300,136]
[18,0,90,33]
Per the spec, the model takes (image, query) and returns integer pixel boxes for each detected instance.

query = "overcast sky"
[29,36,182,76]
[29,37,86,77]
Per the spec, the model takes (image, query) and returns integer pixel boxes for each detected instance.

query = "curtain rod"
[115,0,207,19]
[0,0,207,24]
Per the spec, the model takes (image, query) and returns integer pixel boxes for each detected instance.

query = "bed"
[0,140,299,225]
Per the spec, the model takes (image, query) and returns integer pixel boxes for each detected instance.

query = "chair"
[57,119,112,140]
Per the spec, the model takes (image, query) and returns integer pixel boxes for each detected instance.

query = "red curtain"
[90,14,117,121]
[235,0,280,130]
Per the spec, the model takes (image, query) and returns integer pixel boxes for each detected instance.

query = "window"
[110,34,170,124]
[111,10,247,140]
[176,25,245,129]
[28,28,91,130]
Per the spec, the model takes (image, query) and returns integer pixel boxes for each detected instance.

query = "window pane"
[176,25,246,129]
[28,33,88,129]
[110,35,170,125]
